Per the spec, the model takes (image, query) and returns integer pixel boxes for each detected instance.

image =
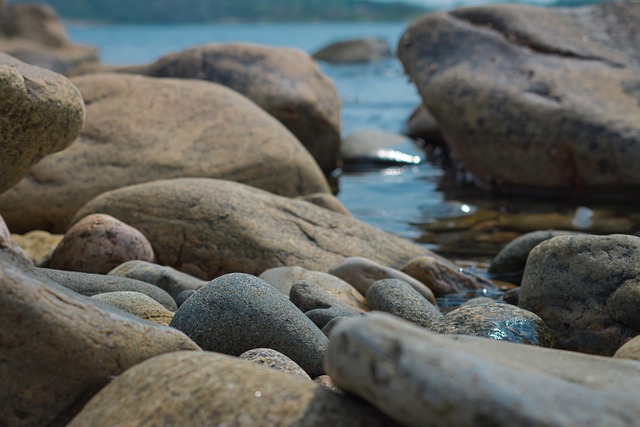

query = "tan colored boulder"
[68,351,394,426]
[71,178,434,280]
[614,336,640,361]
[298,193,351,216]
[400,255,492,296]
[0,73,330,233]
[10,230,63,266]
[0,53,85,194]
[91,291,174,326]
[49,213,155,274]
[0,249,200,427]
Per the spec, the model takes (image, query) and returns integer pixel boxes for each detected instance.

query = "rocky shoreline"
[1,1,640,426]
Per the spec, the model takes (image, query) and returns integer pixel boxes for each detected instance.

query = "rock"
[72,178,434,280]
[312,37,392,64]
[519,234,640,355]
[0,53,84,194]
[432,303,554,346]
[329,257,436,305]
[461,296,497,307]
[488,230,584,284]
[614,336,640,361]
[400,255,491,296]
[397,2,640,199]
[307,307,360,330]
[91,291,174,326]
[68,351,394,427]
[340,130,421,167]
[366,279,443,328]
[0,249,199,427]
[0,214,30,262]
[0,4,98,74]
[169,273,329,378]
[10,230,62,266]
[175,289,196,306]
[313,375,339,392]
[48,214,155,274]
[298,193,351,216]
[38,268,177,311]
[129,43,341,171]
[108,260,206,301]
[290,280,356,313]
[404,103,445,147]
[501,287,520,305]
[322,317,349,338]
[260,266,366,312]
[0,72,329,233]
[325,312,640,427]
[239,348,311,380]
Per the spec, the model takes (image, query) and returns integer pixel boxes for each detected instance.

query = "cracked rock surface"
[397,2,640,199]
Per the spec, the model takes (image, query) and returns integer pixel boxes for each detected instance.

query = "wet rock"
[614,336,640,362]
[0,73,329,233]
[0,53,84,194]
[10,230,63,266]
[290,280,356,313]
[340,130,421,167]
[432,303,554,346]
[39,268,177,311]
[400,255,491,296]
[519,234,640,355]
[312,37,392,64]
[68,351,394,427]
[397,2,640,199]
[108,260,206,301]
[306,306,360,330]
[0,249,199,427]
[91,291,174,326]
[48,214,154,274]
[325,312,640,427]
[239,348,311,380]
[298,193,351,216]
[488,230,583,284]
[366,279,442,328]
[329,257,436,304]
[73,178,433,280]
[170,273,328,378]
[129,43,341,171]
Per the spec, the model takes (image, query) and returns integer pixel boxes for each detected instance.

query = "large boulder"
[519,234,640,356]
[71,178,434,280]
[0,53,84,194]
[122,43,341,171]
[312,37,392,64]
[0,249,199,427]
[397,2,640,199]
[0,73,330,233]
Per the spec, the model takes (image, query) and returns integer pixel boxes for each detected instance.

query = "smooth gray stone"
[38,267,177,311]
[175,289,196,307]
[305,306,361,330]
[325,312,640,427]
[366,279,442,328]
[321,317,348,338]
[169,273,328,378]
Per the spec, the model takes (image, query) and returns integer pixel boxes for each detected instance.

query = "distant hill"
[6,0,431,23]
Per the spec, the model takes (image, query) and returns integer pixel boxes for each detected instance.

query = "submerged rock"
[312,37,392,64]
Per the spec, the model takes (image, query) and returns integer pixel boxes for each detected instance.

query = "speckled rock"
[170,273,328,378]
[432,303,554,346]
[0,52,84,194]
[72,178,433,280]
[520,234,640,355]
[614,336,640,361]
[38,268,177,311]
[10,230,62,266]
[298,193,351,216]
[488,230,583,284]
[306,306,360,330]
[0,249,199,427]
[397,2,640,199]
[68,351,394,427]
[0,73,329,233]
[325,312,640,427]
[239,348,311,380]
[329,257,436,305]
[48,214,154,274]
[312,37,392,64]
[366,279,442,328]
[400,255,492,296]
[108,260,206,301]
[91,291,174,326]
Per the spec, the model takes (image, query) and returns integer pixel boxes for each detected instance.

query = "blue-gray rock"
[365,279,442,328]
[175,289,196,307]
[169,273,328,377]
[306,306,361,330]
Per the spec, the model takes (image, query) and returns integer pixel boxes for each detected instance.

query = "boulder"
[68,351,395,427]
[169,273,328,378]
[0,249,199,427]
[0,73,329,233]
[48,214,155,274]
[397,2,640,199]
[0,53,84,194]
[71,178,434,280]
[91,291,174,326]
[312,37,392,64]
[123,43,341,171]
[325,312,640,427]
[519,234,640,355]
[298,193,351,216]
